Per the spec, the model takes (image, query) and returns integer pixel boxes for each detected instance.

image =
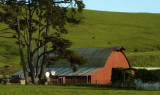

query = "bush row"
[111,68,160,83]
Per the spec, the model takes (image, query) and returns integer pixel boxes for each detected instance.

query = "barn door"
[88,76,91,83]
[59,78,63,84]
[58,77,65,84]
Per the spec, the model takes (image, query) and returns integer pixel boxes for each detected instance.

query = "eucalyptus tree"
[0,0,85,84]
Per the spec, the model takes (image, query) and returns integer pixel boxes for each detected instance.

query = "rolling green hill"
[0,10,160,74]
[64,10,160,52]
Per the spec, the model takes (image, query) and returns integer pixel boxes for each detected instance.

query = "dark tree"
[0,0,86,84]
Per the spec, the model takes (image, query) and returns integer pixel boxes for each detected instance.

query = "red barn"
[48,46,131,84]
[13,46,131,84]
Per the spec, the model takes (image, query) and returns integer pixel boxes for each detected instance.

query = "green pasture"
[1,10,160,52]
[0,84,159,95]
[126,51,160,67]
[63,10,160,52]
[0,10,160,74]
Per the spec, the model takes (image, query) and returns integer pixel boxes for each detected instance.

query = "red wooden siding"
[90,51,130,84]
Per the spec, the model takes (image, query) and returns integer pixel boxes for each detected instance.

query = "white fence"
[136,80,160,90]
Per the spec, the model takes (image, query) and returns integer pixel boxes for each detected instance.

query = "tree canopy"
[0,0,86,84]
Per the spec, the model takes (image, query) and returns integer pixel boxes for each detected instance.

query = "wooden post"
[123,71,126,87]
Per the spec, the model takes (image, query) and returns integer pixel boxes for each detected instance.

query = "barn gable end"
[90,50,130,84]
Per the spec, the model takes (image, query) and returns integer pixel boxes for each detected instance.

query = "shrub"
[111,68,134,84]
[135,69,160,82]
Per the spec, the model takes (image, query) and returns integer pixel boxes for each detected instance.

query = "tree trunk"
[36,9,43,78]
[17,19,30,85]
[40,19,50,81]
[35,14,42,84]
[28,0,38,85]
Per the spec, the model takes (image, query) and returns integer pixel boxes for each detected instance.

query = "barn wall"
[90,51,130,84]
[51,76,87,84]
[65,76,87,84]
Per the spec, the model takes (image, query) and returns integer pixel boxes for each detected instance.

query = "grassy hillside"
[126,51,160,67]
[63,10,160,52]
[0,10,160,74]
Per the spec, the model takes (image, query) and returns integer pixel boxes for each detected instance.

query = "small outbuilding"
[13,46,131,84]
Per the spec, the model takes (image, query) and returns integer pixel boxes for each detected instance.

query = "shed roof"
[46,67,102,76]
[13,67,102,76]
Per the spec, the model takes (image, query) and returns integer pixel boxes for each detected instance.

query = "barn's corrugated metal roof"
[13,67,102,76]
[48,67,102,76]
[12,68,30,76]
[50,46,124,68]
[13,71,23,76]
[13,46,124,76]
